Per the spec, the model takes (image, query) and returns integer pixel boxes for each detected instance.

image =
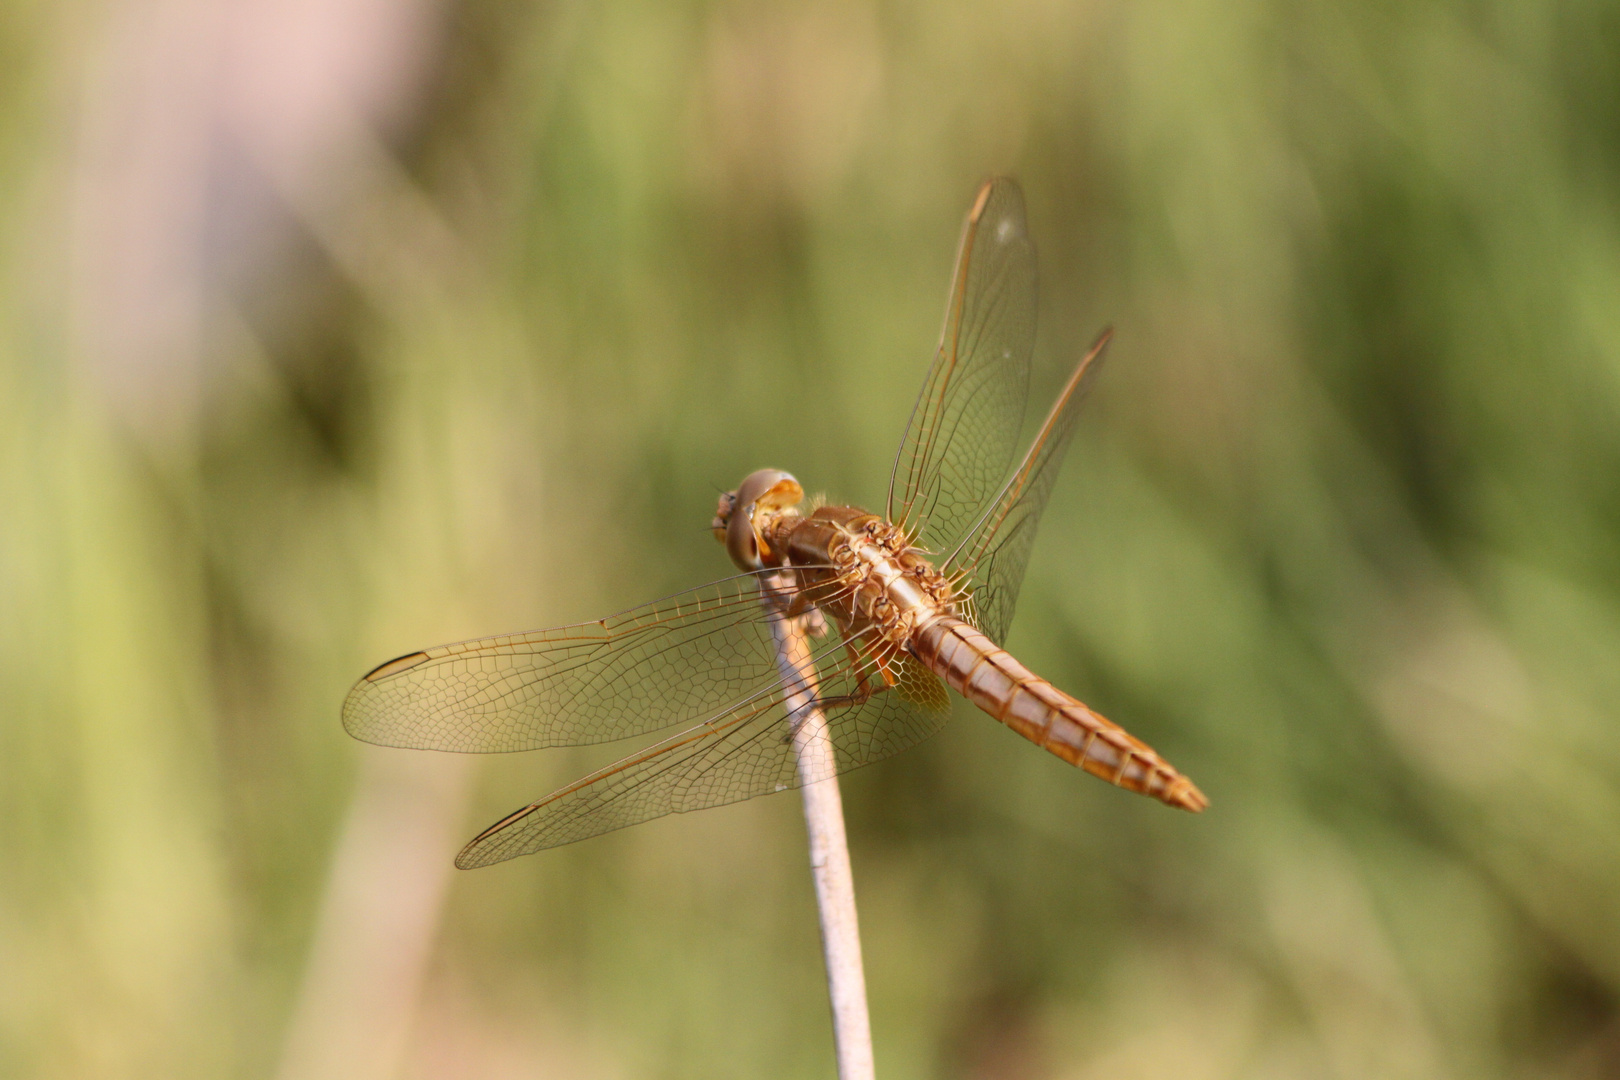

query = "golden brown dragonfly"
[344,178,1206,869]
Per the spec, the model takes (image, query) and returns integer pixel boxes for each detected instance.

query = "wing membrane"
[888,178,1037,557]
[345,180,1105,864]
[947,331,1111,644]
[455,624,950,866]
[342,570,843,753]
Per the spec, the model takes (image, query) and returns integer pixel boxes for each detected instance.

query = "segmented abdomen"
[909,616,1207,812]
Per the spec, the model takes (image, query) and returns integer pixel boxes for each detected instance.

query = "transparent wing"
[946,330,1111,645]
[455,641,951,866]
[342,570,845,753]
[887,177,1037,557]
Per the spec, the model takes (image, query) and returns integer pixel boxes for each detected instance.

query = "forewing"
[455,633,951,866]
[888,178,1037,557]
[948,331,1111,644]
[343,570,842,753]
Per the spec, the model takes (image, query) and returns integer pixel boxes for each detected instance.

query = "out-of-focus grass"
[4,0,1620,1077]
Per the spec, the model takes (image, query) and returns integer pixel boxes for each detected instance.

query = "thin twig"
[763,576,876,1080]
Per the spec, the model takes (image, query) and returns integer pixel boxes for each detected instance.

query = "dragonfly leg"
[780,637,886,744]
[812,638,887,711]
[776,578,832,638]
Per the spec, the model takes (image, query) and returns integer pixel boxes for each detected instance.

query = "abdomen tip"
[1169,781,1209,812]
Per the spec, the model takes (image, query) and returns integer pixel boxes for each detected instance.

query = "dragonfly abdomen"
[910,616,1207,812]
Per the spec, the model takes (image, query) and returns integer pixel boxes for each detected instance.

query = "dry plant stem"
[764,576,876,1080]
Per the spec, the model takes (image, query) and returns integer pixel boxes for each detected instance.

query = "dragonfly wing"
[342,570,844,752]
[455,637,950,866]
[888,178,1037,557]
[947,331,1111,644]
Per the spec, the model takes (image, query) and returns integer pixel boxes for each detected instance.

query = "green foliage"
[4,0,1620,1076]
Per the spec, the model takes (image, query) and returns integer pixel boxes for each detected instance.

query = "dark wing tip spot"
[455,803,543,868]
[363,651,432,681]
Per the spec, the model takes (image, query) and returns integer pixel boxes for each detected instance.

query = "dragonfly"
[343,178,1206,869]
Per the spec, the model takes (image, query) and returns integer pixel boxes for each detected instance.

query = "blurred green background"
[4,0,1619,1077]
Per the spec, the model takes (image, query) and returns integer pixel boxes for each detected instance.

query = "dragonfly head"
[713,468,803,570]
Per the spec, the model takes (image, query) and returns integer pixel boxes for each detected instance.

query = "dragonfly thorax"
[711,469,959,651]
[775,504,960,654]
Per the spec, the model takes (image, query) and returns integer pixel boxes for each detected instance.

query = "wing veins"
[885,179,1037,558]
[888,180,995,531]
[455,630,896,863]
[344,568,849,753]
